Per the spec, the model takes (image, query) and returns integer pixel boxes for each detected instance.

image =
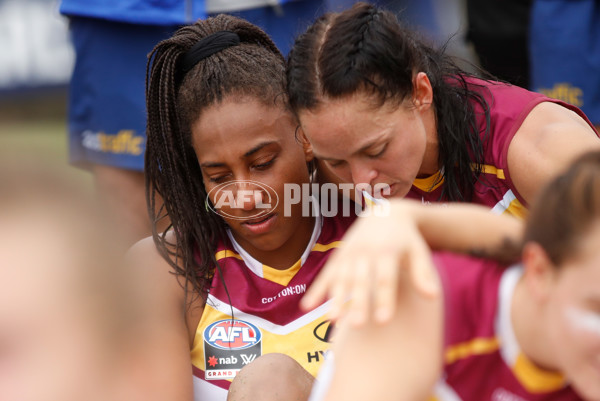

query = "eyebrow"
[244,141,277,157]
[200,141,278,168]
[313,134,387,162]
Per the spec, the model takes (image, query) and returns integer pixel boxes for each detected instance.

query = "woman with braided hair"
[287,2,600,213]
[283,2,600,301]
[126,11,527,401]
[127,14,349,401]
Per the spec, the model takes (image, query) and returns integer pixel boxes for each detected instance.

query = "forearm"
[390,199,524,263]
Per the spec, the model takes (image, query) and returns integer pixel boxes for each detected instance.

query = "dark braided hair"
[145,14,286,297]
[287,2,492,202]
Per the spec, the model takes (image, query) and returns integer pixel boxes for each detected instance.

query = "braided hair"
[145,14,286,297]
[287,2,491,202]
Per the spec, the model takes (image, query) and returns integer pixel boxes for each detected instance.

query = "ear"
[412,72,433,111]
[296,125,315,163]
[522,242,556,302]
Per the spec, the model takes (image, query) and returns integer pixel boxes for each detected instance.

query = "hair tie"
[180,31,240,73]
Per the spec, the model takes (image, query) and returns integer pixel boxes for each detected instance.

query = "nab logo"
[204,319,262,350]
[313,320,335,343]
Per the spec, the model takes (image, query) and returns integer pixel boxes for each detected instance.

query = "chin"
[249,233,289,252]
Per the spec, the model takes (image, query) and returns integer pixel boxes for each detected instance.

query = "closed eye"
[328,160,345,168]
[208,174,231,183]
[253,157,276,170]
[366,143,387,158]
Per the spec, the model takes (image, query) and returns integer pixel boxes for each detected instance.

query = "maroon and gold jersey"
[407,78,598,219]
[432,252,581,401]
[191,210,355,400]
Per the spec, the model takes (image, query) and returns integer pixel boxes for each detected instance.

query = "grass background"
[0,89,93,189]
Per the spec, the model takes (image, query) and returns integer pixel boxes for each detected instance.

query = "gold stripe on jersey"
[491,189,528,220]
[412,164,506,193]
[512,352,566,393]
[477,164,506,180]
[215,249,243,261]
[261,241,342,286]
[413,170,444,192]
[503,197,527,219]
[444,337,500,365]
[312,241,342,253]
[262,259,302,287]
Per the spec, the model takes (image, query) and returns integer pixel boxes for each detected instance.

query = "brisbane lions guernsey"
[191,210,355,401]
[407,78,598,219]
[431,252,581,401]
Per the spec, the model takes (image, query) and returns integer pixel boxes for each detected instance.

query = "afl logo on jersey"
[204,319,262,350]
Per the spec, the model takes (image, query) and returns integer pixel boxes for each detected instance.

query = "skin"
[299,73,437,199]
[192,96,314,268]
[298,72,600,203]
[126,98,539,401]
[93,166,170,250]
[0,190,135,401]
[516,222,600,400]
[304,215,600,401]
[301,199,524,324]
[126,95,316,401]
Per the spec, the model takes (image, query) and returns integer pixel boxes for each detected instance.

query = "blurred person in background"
[530,0,600,131]
[59,0,327,247]
[0,152,143,401]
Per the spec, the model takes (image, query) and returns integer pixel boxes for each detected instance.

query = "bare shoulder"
[507,101,600,203]
[120,234,201,401]
[126,233,205,344]
[521,101,598,135]
[126,234,185,299]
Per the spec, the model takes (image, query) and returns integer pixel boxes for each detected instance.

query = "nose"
[349,161,378,190]
[234,182,265,211]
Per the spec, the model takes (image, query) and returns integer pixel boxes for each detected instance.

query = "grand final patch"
[203,319,262,380]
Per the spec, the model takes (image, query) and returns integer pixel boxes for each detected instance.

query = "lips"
[242,213,277,235]
[371,182,398,199]
[383,183,398,198]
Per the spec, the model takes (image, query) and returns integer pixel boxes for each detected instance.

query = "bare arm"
[121,236,199,401]
[508,101,600,204]
[409,201,523,263]
[301,199,523,324]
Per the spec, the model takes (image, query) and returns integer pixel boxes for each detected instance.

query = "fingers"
[300,255,338,311]
[409,239,441,298]
[301,213,440,328]
[302,246,438,327]
[373,254,400,324]
[347,257,372,326]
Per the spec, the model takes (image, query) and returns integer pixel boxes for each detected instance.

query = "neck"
[512,278,560,372]
[418,106,440,177]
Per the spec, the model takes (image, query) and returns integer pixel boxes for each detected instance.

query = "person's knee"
[227,353,314,401]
